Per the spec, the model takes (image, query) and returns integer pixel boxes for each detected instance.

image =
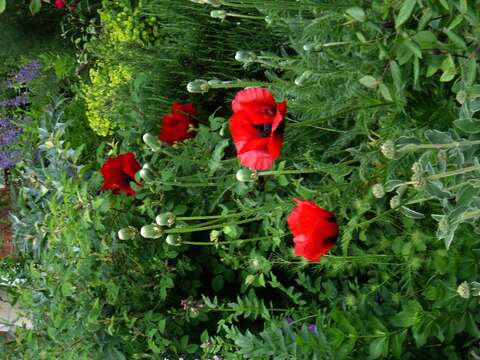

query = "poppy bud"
[140,224,163,239]
[187,79,210,93]
[143,133,162,152]
[166,234,182,246]
[210,10,227,20]
[118,226,137,240]
[389,195,401,209]
[235,51,257,64]
[371,184,385,199]
[457,281,470,299]
[380,140,396,159]
[210,230,221,241]
[236,169,258,182]
[138,168,154,181]
[294,70,313,86]
[156,212,176,227]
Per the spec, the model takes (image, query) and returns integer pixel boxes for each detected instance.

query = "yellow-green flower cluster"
[99,0,161,47]
[82,63,132,136]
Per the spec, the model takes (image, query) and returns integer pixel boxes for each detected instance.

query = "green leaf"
[390,60,402,92]
[391,330,408,359]
[359,75,378,89]
[462,57,477,85]
[346,7,365,22]
[400,206,425,219]
[0,0,6,14]
[369,336,388,359]
[454,118,480,134]
[29,0,41,14]
[444,28,468,51]
[412,31,437,49]
[405,39,422,59]
[212,274,224,292]
[456,184,478,208]
[379,83,393,101]
[395,0,417,29]
[390,300,422,327]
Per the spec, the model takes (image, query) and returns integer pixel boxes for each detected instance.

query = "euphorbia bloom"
[287,198,338,262]
[100,152,141,196]
[229,87,287,170]
[159,102,197,145]
[54,0,66,9]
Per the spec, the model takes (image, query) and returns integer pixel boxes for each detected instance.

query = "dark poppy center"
[253,123,273,138]
[122,173,135,185]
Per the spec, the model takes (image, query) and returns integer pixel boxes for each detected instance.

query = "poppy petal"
[232,88,275,114]
[238,149,273,170]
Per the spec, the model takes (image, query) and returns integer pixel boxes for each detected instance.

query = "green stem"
[226,12,264,20]
[427,164,480,181]
[182,234,283,246]
[399,139,480,152]
[165,217,262,234]
[258,169,326,176]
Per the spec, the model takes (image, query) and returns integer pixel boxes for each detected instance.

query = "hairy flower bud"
[140,224,163,239]
[156,212,176,227]
[235,50,257,64]
[457,281,470,299]
[138,168,154,181]
[380,140,396,159]
[143,133,162,152]
[210,230,221,242]
[371,183,385,199]
[166,234,182,246]
[236,168,258,182]
[294,70,313,86]
[389,195,401,209]
[117,226,137,240]
[210,10,227,20]
[187,79,210,93]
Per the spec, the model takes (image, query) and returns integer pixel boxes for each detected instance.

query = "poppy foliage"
[100,152,141,196]
[159,102,197,145]
[229,88,287,170]
[287,198,338,262]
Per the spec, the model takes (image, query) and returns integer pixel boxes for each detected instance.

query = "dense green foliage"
[1,0,480,359]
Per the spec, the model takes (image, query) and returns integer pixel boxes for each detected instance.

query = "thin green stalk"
[165,216,262,234]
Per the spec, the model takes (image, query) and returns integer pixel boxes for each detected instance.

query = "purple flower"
[0,151,18,169]
[14,60,41,84]
[0,95,29,108]
[286,317,294,326]
[308,323,317,335]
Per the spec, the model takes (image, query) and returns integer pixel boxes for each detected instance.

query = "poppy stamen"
[253,123,273,138]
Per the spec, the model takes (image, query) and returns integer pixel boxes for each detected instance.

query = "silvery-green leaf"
[400,206,425,219]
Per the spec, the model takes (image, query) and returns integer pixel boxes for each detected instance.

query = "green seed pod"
[187,79,210,93]
[118,226,137,240]
[235,50,257,64]
[156,212,176,227]
[389,195,401,209]
[210,10,227,20]
[166,234,182,246]
[143,133,162,152]
[140,224,163,239]
[236,169,258,182]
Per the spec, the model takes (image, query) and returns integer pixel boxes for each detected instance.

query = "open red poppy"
[287,198,338,262]
[100,152,141,196]
[159,102,197,145]
[229,88,287,170]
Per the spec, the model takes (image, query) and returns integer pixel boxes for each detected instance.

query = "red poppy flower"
[100,152,141,196]
[287,198,338,262]
[229,88,287,170]
[159,102,197,145]
[54,0,66,9]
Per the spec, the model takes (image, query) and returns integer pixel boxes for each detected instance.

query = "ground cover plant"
[0,0,480,359]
